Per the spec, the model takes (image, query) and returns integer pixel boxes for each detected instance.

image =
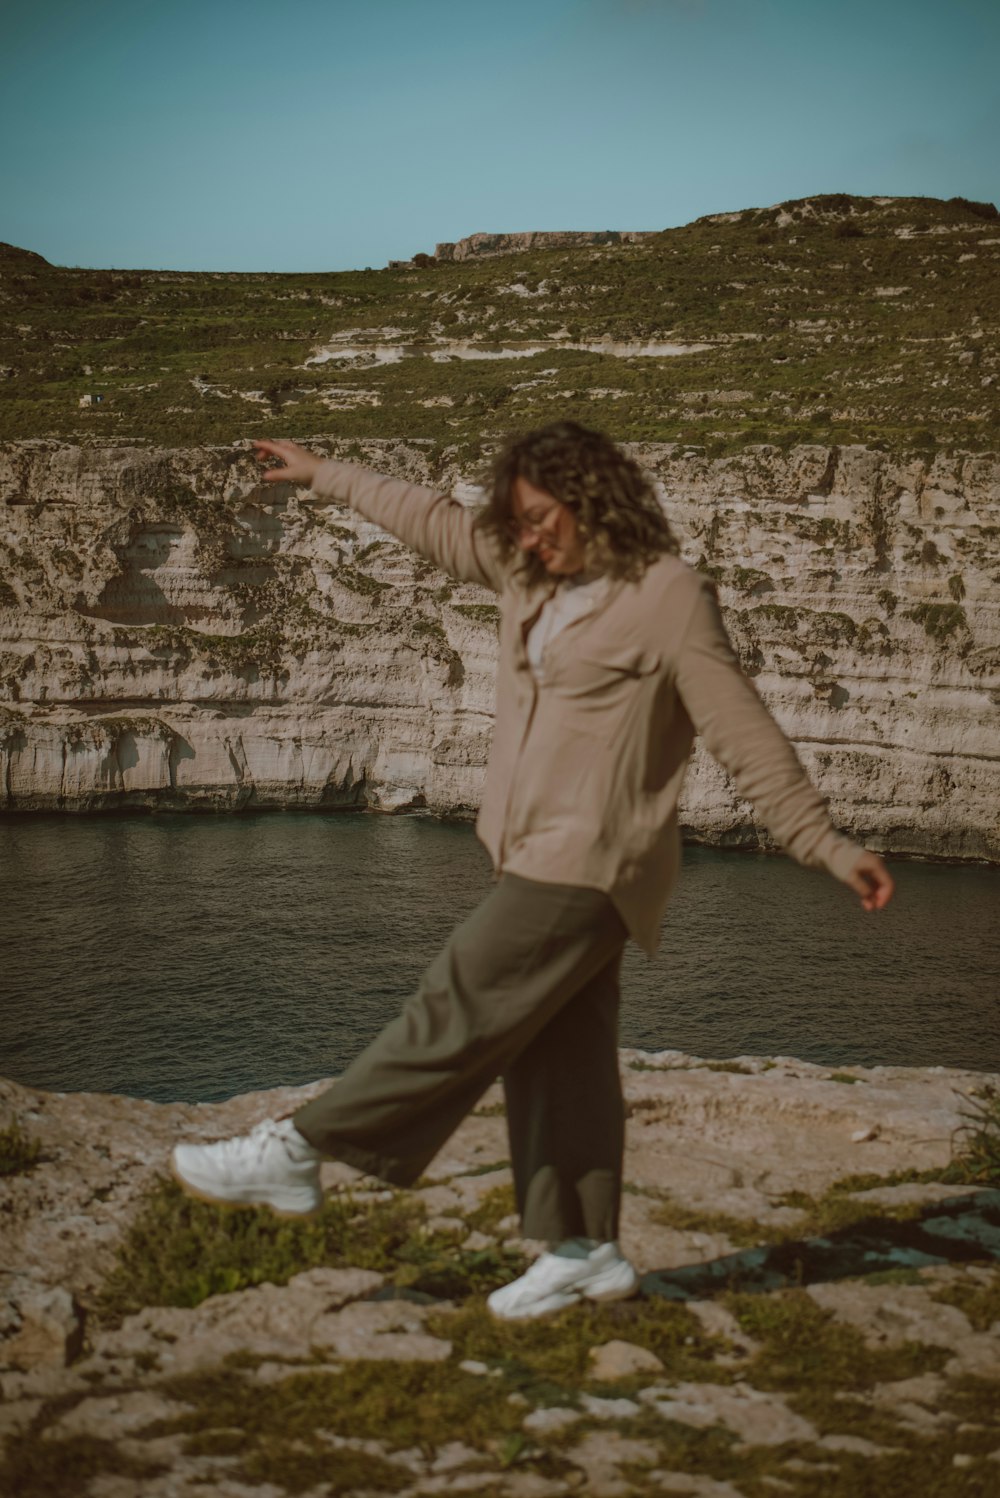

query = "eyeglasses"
[505,503,561,544]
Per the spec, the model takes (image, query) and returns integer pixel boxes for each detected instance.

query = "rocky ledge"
[2,1053,999,1496]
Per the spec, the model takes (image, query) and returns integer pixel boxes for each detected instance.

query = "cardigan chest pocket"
[557,646,661,695]
[546,646,662,741]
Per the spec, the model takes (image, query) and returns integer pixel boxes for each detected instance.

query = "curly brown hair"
[476,420,678,585]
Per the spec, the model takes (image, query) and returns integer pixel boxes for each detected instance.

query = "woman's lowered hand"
[844,850,895,911]
[252,439,322,487]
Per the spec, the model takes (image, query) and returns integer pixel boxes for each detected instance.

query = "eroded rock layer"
[0,438,997,860]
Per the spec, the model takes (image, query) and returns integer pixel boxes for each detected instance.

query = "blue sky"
[3,0,997,271]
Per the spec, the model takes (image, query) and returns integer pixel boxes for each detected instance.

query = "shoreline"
[2,802,998,871]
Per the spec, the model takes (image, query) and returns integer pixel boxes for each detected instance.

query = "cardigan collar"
[510,568,628,658]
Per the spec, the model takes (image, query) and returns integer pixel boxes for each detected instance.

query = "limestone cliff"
[0,438,997,861]
[430,230,658,262]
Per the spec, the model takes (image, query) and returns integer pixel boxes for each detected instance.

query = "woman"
[172,421,893,1320]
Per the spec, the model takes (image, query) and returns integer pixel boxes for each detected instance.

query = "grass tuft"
[150,1360,526,1457]
[98,1176,526,1323]
[427,1295,725,1395]
[238,1438,411,1494]
[725,1288,948,1394]
[946,1084,1000,1186]
[0,1433,163,1498]
[464,1182,517,1235]
[930,1272,1000,1332]
[0,1117,44,1176]
[648,1168,940,1250]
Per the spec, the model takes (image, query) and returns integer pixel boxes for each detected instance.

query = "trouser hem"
[291,1120,421,1190]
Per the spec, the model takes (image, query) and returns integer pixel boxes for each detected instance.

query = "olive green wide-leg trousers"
[293,873,628,1243]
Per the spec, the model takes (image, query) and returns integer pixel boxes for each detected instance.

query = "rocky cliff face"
[1,438,997,860]
[431,230,658,262]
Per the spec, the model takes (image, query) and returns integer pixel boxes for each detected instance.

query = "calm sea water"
[1,813,997,1102]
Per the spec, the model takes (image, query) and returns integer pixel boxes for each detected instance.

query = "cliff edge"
[2,1055,999,1494]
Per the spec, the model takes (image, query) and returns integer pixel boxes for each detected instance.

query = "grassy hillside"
[1,193,998,459]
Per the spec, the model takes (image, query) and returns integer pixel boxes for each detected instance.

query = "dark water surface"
[1,813,997,1102]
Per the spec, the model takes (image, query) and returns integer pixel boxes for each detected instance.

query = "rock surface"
[2,1052,999,1494]
[431,231,659,263]
[1,438,998,862]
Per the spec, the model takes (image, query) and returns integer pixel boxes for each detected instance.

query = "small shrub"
[335,566,389,596]
[0,1433,163,1498]
[0,1118,43,1176]
[931,1274,1000,1331]
[947,196,999,222]
[751,603,800,631]
[809,609,858,645]
[905,601,968,642]
[412,616,446,641]
[946,1084,1000,1186]
[728,566,773,595]
[453,602,500,624]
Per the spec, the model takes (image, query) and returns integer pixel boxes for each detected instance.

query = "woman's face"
[509,477,587,576]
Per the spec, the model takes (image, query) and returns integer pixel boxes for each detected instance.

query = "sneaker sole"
[487,1265,640,1321]
[583,1265,640,1303]
[169,1157,323,1219]
[487,1288,582,1321]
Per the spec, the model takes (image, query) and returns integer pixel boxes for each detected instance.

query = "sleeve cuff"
[826,836,865,884]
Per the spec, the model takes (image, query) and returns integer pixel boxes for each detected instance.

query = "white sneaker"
[487,1242,639,1321]
[171,1118,323,1217]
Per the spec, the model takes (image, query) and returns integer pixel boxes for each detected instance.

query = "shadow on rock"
[642,1188,1000,1300]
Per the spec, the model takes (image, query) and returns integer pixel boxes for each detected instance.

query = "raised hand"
[844,850,895,911]
[252,439,323,487]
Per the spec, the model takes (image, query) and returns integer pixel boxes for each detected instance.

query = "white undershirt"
[526,574,610,683]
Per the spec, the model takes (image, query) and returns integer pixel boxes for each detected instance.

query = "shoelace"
[213,1117,287,1164]
[522,1251,576,1284]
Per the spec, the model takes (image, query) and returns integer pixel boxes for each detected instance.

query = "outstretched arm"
[674,578,894,911]
[253,439,505,592]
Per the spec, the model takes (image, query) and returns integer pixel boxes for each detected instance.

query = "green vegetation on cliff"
[1,194,997,457]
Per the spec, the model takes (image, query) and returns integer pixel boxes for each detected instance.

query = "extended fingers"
[252,439,290,464]
[250,439,311,484]
[851,855,894,911]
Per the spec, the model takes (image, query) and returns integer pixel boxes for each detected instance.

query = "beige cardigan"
[311,459,863,954]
